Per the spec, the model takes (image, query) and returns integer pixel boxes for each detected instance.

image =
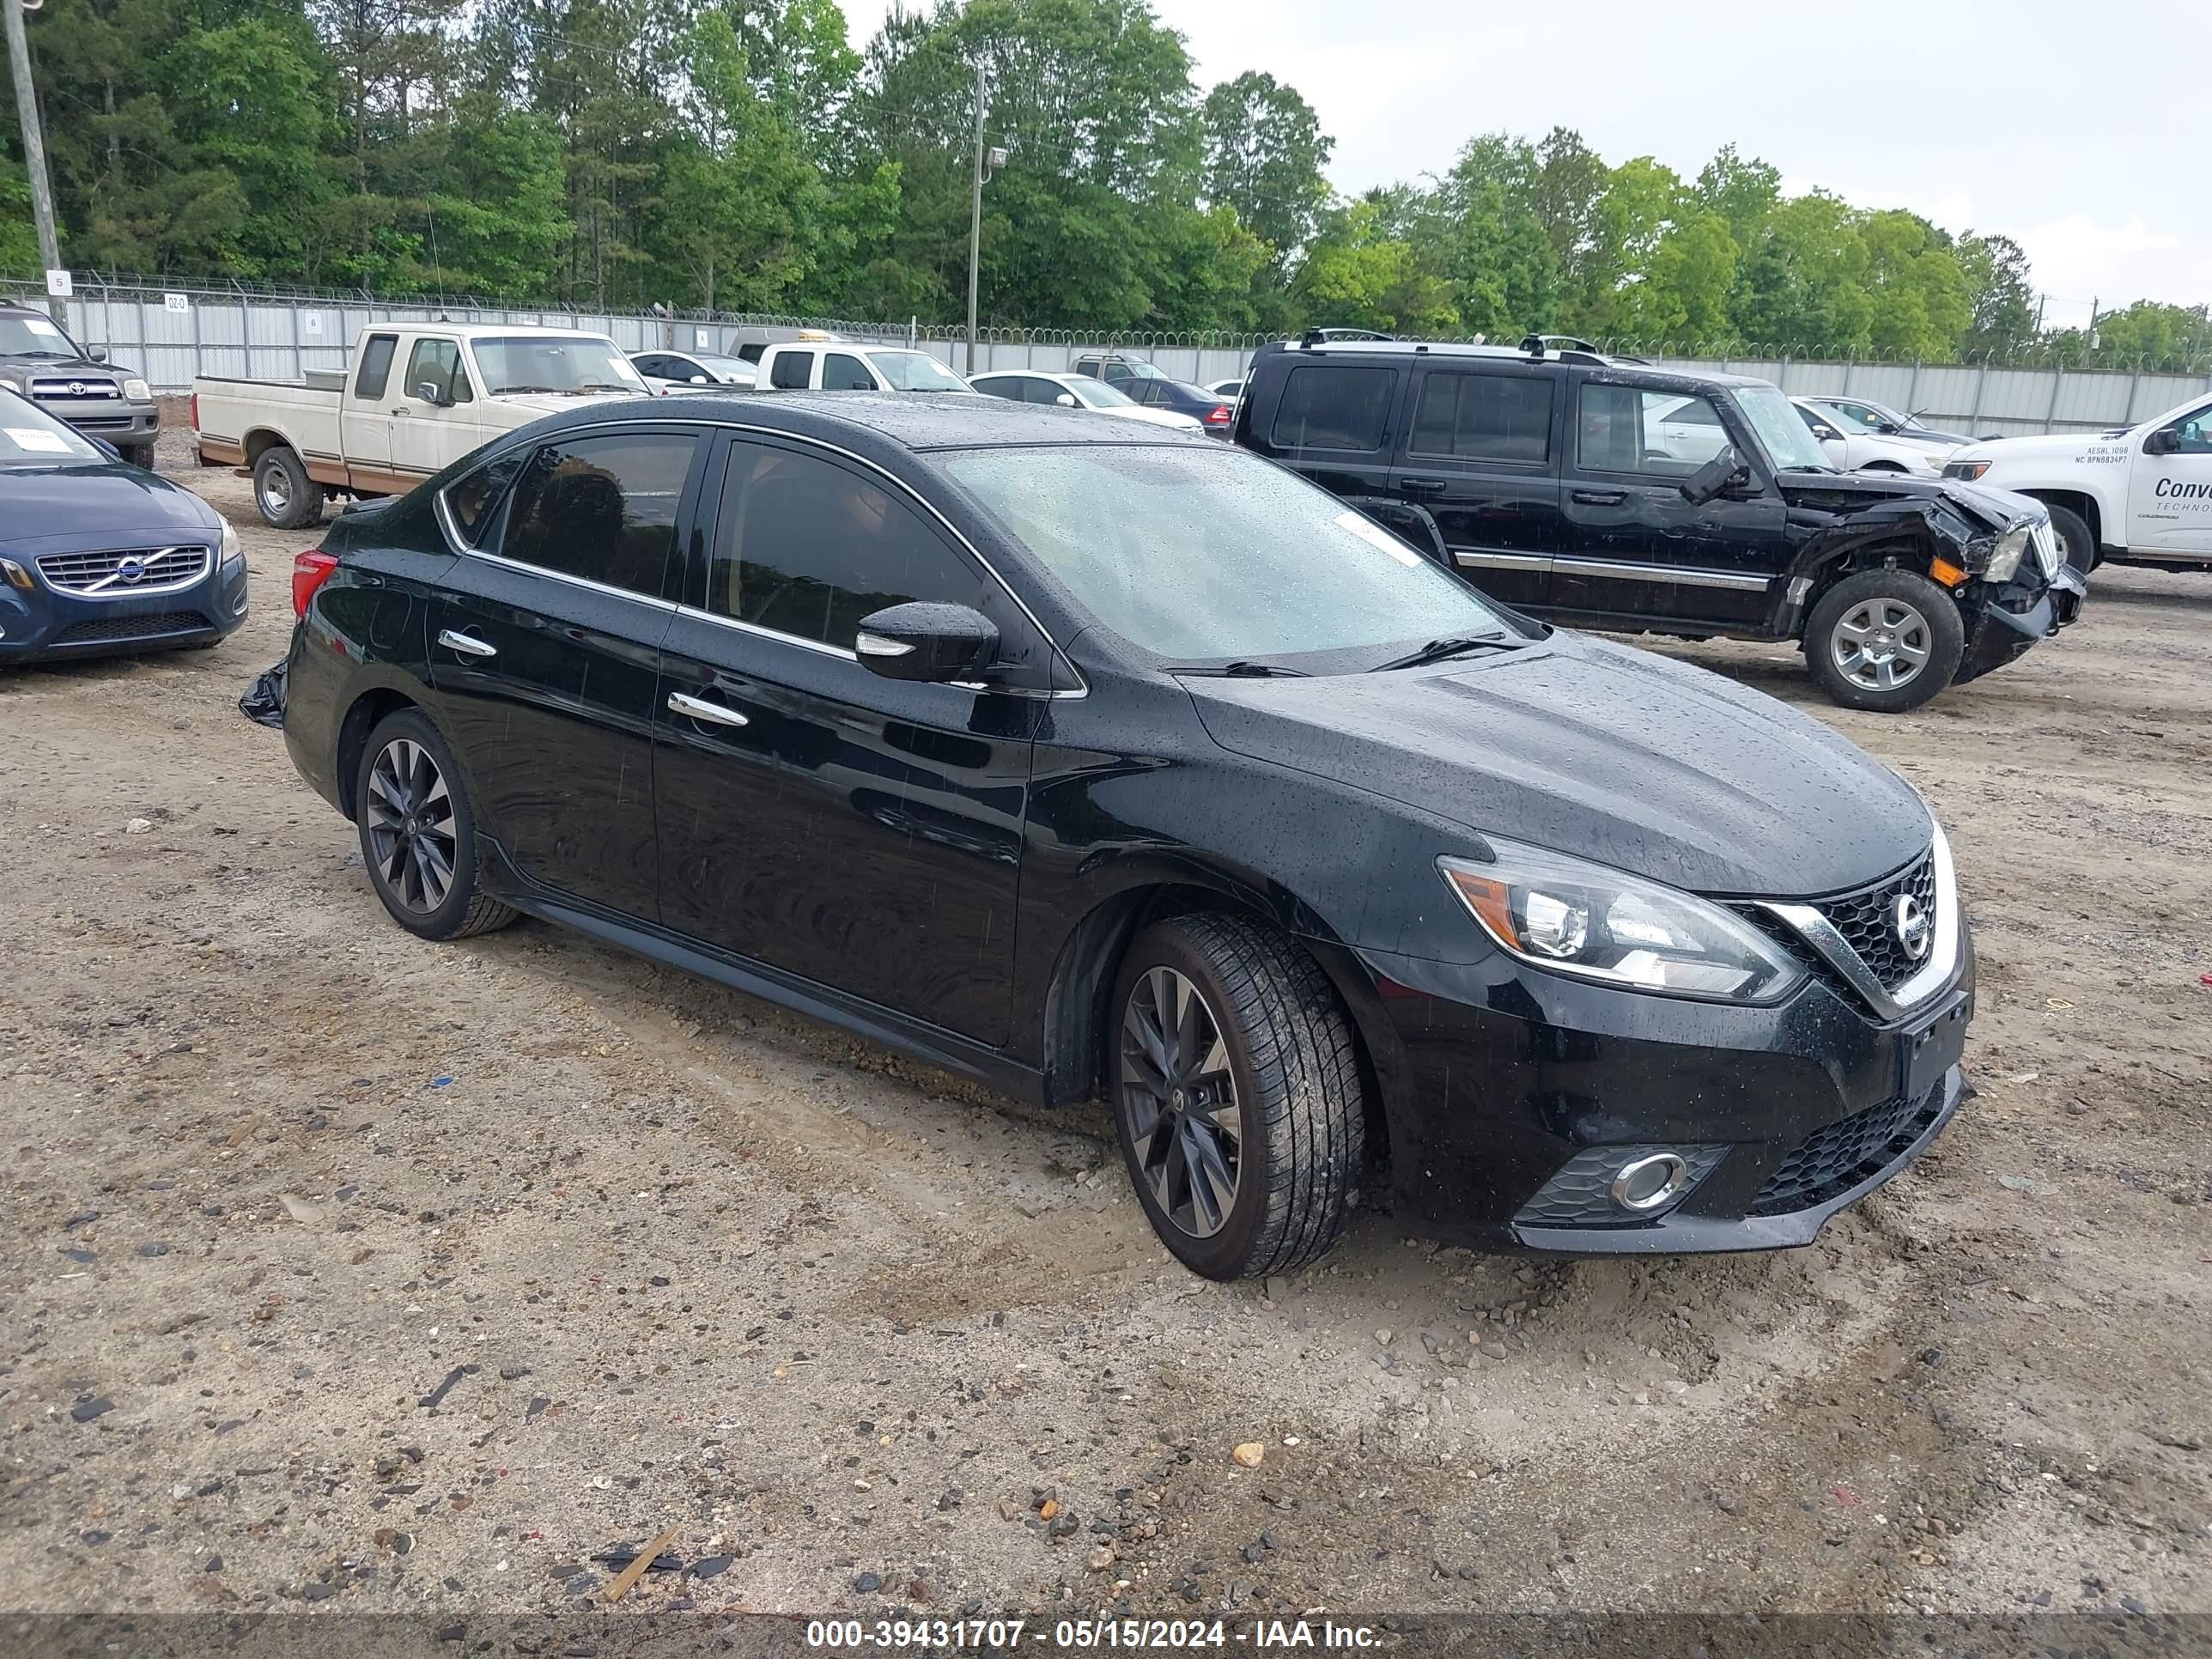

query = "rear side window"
[705,441,993,650]
[404,337,472,404]
[823,352,875,391]
[499,433,698,596]
[738,343,765,363]
[973,377,1021,402]
[1410,373,1553,462]
[444,453,524,545]
[1270,366,1396,452]
[769,350,813,390]
[355,335,398,400]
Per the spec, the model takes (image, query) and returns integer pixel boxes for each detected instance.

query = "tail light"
[1204,404,1232,426]
[190,392,200,434]
[292,549,337,618]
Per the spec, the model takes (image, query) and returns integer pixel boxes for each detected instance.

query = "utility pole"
[965,58,986,374]
[3,0,66,330]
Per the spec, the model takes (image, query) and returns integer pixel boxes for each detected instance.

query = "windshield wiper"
[1369,635,1510,672]
[489,384,562,395]
[576,380,635,392]
[1178,660,1311,678]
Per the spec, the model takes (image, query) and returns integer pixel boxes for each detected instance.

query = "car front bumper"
[1955,563,2085,684]
[1346,931,1974,1255]
[37,394,161,447]
[0,555,247,662]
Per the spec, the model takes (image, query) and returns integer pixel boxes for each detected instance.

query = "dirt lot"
[3,454,2208,1637]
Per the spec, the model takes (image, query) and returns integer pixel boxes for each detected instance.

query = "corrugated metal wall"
[15,281,2209,439]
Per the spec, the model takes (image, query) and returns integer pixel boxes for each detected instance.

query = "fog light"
[1611,1152,1688,1212]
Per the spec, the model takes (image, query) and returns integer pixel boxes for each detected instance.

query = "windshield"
[1066,379,1134,409]
[0,387,100,463]
[0,310,86,361]
[869,350,970,392]
[1735,385,1835,472]
[941,444,1514,666]
[470,336,646,396]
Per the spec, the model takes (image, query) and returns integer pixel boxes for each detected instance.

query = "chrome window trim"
[1759,821,1960,1022]
[428,416,1091,698]
[1453,550,1551,572]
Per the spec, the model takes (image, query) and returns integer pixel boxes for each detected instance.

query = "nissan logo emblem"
[1893,893,1931,962]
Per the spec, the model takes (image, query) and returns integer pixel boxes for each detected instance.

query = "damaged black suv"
[1235,337,2085,711]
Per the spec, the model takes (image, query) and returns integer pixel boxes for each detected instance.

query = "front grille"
[68,416,132,431]
[31,378,120,399]
[51,611,210,645]
[36,545,210,595]
[1814,854,1936,992]
[1748,1083,1945,1217]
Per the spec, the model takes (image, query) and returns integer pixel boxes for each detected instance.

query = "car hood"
[1779,468,2040,529]
[1186,632,1929,898]
[1950,429,2111,465]
[1110,406,1206,431]
[0,352,114,379]
[0,462,222,550]
[499,389,651,417]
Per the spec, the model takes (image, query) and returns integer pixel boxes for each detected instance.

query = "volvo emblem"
[113,557,149,585]
[1893,893,1931,962]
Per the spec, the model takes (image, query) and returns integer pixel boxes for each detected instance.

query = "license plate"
[1901,994,1969,1101]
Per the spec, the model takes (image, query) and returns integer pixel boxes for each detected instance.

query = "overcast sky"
[834,0,2207,328]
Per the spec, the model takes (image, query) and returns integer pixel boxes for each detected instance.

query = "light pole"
[963,60,1005,374]
[3,0,66,330]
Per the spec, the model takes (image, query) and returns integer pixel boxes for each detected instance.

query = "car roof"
[1258,338,1772,388]
[521,391,1198,455]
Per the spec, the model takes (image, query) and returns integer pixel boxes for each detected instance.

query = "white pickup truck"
[1942,392,2212,574]
[193,322,651,527]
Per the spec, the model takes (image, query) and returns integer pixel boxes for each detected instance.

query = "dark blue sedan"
[0,387,247,664]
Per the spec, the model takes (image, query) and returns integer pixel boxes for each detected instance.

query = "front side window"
[972,376,1023,402]
[404,337,473,404]
[1577,386,1733,476]
[499,433,697,596]
[2165,404,2212,453]
[470,335,643,397]
[1270,365,1397,453]
[941,442,1510,666]
[823,352,877,391]
[356,334,398,400]
[706,441,992,650]
[769,350,813,390]
[1410,372,1553,463]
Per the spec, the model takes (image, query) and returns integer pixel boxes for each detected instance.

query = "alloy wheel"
[1830,597,1932,691]
[1118,966,1242,1239]
[261,470,290,517]
[364,738,457,914]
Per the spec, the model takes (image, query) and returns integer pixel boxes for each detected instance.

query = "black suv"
[1235,337,2084,711]
[0,301,162,467]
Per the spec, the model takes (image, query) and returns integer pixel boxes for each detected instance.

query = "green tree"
[1292,196,1457,335]
[1957,231,2038,357]
[1859,209,1968,358]
[1730,191,1874,353]
[2087,301,2212,368]
[1692,143,1780,248]
[1200,70,1331,259]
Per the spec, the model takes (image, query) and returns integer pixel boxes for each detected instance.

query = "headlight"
[1438,841,1807,1004]
[1983,523,2030,583]
[218,519,245,571]
[124,378,152,403]
[1943,459,1991,481]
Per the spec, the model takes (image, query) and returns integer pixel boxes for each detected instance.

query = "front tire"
[354,710,518,941]
[1804,568,1964,713]
[2046,503,2098,574]
[1109,915,1365,1280]
[254,447,325,530]
[120,441,156,470]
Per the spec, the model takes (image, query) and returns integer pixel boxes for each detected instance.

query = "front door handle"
[436,628,496,659]
[1399,477,1448,494]
[1571,489,1627,506]
[667,690,750,729]
[390,407,411,416]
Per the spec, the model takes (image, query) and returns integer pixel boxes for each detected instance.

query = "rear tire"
[1804,568,1965,713]
[2046,503,2098,574]
[354,709,518,941]
[1109,915,1365,1279]
[254,447,325,530]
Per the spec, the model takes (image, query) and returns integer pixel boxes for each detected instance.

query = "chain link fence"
[9,273,2209,440]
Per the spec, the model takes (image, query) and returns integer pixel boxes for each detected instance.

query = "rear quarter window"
[1269,365,1398,453]
[768,349,814,390]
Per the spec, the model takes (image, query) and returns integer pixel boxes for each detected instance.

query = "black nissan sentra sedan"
[0,386,248,664]
[279,394,1972,1279]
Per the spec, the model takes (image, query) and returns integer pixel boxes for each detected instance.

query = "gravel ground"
[3,453,2208,1635]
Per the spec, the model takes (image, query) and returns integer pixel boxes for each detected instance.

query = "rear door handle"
[667,690,750,728]
[1399,477,1448,494]
[1571,489,1627,506]
[436,628,497,659]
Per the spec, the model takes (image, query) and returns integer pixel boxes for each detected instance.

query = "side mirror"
[1870,420,1898,434]
[1055,392,1077,407]
[88,346,107,362]
[854,601,1000,684]
[1812,422,1841,442]
[416,380,451,408]
[690,374,709,384]
[1680,447,1749,506]
[2145,428,2180,456]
